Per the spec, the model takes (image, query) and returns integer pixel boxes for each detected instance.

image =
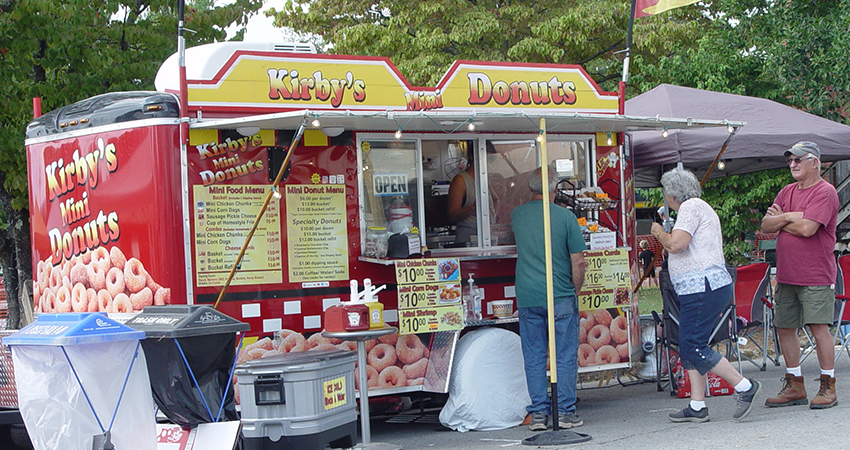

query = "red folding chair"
[733,262,780,370]
[833,255,850,362]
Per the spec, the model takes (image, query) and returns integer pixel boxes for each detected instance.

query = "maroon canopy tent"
[627,84,850,187]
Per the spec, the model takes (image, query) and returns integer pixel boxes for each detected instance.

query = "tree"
[268,0,708,91]
[632,1,850,262]
[0,0,262,329]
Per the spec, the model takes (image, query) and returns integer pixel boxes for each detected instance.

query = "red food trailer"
[25,42,738,397]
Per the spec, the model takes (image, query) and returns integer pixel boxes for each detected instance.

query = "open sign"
[373,173,408,196]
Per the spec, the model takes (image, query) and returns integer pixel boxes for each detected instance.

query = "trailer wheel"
[10,424,32,449]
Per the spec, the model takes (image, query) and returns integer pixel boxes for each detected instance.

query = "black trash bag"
[143,333,239,428]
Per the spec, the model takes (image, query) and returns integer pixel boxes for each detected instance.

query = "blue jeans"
[678,279,732,375]
[519,298,579,415]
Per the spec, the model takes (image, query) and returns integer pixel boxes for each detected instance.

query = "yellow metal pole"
[539,118,557,387]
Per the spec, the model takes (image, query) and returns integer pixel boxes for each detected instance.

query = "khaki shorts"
[773,283,835,328]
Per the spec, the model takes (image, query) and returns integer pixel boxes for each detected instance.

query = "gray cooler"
[236,348,357,450]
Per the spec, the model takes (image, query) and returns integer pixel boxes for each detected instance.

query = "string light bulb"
[467,120,476,131]
[727,124,735,134]
[606,133,613,146]
[271,186,282,199]
[536,132,544,143]
[394,127,403,139]
[717,160,726,171]
[311,116,321,127]
[661,127,669,138]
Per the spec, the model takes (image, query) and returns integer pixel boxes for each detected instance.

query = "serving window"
[357,134,594,255]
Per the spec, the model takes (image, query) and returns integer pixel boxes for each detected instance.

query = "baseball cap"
[785,141,820,159]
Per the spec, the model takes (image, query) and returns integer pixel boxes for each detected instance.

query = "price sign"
[578,248,630,311]
[397,283,461,309]
[395,258,462,335]
[398,305,464,334]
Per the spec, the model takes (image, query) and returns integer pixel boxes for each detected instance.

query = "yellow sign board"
[187,54,618,113]
[323,376,347,410]
[578,248,631,311]
[395,258,463,335]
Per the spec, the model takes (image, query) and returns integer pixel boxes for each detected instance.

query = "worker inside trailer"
[446,141,478,247]
[359,135,592,252]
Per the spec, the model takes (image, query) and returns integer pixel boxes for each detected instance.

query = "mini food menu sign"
[578,248,631,311]
[194,184,283,286]
[394,258,463,335]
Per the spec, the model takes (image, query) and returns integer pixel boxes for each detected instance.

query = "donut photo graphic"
[577,307,630,365]
[232,330,435,403]
[32,245,172,314]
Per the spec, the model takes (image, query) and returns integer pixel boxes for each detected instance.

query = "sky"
[225,0,290,42]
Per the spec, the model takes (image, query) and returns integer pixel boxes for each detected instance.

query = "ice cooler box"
[236,348,358,450]
[124,305,250,428]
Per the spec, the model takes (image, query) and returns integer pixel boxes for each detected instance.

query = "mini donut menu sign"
[394,258,463,335]
[578,248,631,311]
[285,184,349,282]
[193,184,283,286]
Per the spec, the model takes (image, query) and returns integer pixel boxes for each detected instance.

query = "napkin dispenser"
[387,233,422,259]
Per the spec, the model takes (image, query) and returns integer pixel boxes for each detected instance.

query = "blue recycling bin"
[4,313,156,450]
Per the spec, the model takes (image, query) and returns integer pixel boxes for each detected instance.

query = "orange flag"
[634,0,700,17]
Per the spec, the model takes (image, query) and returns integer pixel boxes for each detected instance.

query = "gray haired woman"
[650,167,760,422]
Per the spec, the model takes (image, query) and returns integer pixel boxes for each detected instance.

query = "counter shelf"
[359,250,517,266]
[464,316,518,327]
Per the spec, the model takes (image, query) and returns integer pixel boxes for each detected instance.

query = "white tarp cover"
[439,327,530,432]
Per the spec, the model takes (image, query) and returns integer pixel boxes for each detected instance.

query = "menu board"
[395,258,463,335]
[285,184,349,282]
[193,185,282,286]
[578,248,631,311]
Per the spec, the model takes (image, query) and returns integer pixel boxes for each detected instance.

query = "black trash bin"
[125,305,250,428]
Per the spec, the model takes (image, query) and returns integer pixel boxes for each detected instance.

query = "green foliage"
[0,0,262,211]
[268,0,706,90]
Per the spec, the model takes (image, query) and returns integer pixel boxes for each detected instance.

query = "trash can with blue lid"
[124,305,250,428]
[4,312,156,450]
[236,348,358,450]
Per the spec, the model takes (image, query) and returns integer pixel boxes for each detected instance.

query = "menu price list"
[578,248,631,311]
[285,184,349,282]
[193,185,283,287]
[395,258,463,335]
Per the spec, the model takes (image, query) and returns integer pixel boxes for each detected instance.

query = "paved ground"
[366,347,850,450]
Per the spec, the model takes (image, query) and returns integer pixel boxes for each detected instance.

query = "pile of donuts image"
[578,308,629,366]
[33,246,171,314]
[234,329,430,404]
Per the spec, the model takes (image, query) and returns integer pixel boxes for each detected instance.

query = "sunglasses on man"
[786,156,815,165]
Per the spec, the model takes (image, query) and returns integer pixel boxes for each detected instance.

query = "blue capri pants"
[677,278,733,375]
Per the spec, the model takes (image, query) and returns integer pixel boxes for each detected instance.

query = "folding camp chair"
[799,254,850,364]
[653,263,742,395]
[733,262,781,371]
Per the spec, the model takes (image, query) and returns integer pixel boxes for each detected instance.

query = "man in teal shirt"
[511,166,586,431]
